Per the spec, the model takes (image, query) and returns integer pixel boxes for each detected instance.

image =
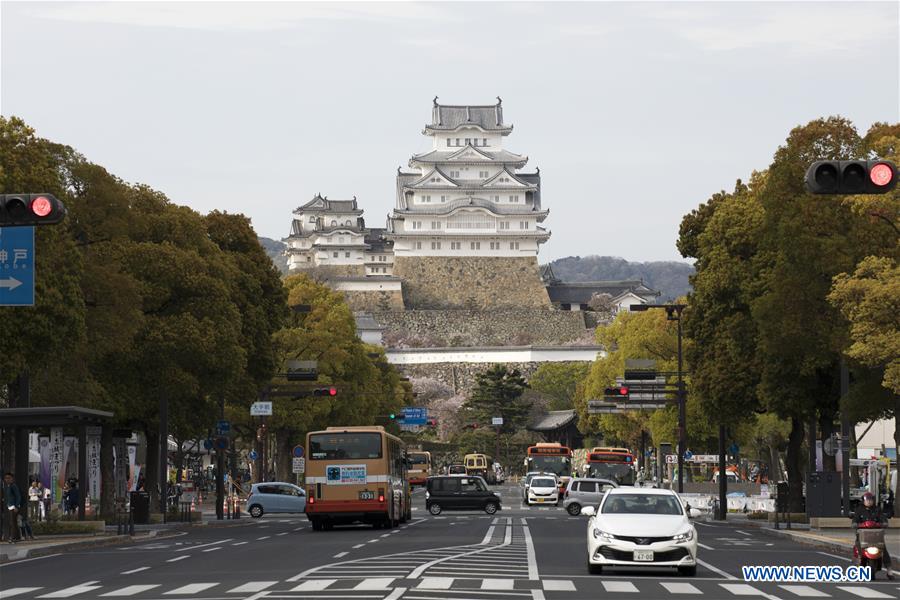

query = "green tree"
[463,365,530,433]
[528,362,589,411]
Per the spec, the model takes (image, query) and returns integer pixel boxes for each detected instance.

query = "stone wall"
[392,256,551,309]
[399,362,543,394]
[343,289,404,312]
[373,309,590,347]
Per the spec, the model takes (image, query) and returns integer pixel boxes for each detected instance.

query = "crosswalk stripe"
[226,582,278,593]
[836,588,893,599]
[601,581,639,593]
[353,578,396,590]
[779,585,831,597]
[38,582,102,598]
[100,585,161,597]
[417,578,455,589]
[661,582,702,594]
[163,583,218,595]
[542,580,575,591]
[1,589,43,599]
[290,580,337,592]
[482,579,515,590]
[719,584,766,596]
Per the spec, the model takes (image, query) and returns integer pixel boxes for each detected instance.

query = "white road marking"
[163,583,218,595]
[719,583,768,595]
[778,585,830,597]
[1,589,43,599]
[416,578,454,589]
[521,521,539,580]
[226,581,278,593]
[532,591,546,600]
[166,556,189,563]
[698,557,738,580]
[736,530,751,536]
[174,539,232,552]
[0,554,61,566]
[601,581,639,593]
[100,585,161,597]
[697,542,715,550]
[353,578,395,590]
[334,552,349,558]
[380,534,391,538]
[384,589,406,600]
[480,525,496,545]
[817,551,851,562]
[290,580,337,591]
[353,544,365,549]
[257,536,270,540]
[542,580,576,591]
[367,538,379,543]
[276,532,288,536]
[481,579,516,589]
[38,582,102,598]
[202,547,221,553]
[661,582,702,594]
[836,588,893,598]
[120,567,150,575]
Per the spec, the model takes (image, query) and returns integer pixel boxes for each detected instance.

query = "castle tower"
[387,98,551,309]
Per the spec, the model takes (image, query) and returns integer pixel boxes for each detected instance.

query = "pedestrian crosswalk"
[3,579,899,599]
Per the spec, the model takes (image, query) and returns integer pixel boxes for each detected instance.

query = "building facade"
[387,97,550,257]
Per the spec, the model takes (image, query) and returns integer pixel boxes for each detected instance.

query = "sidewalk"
[726,514,900,556]
[0,532,149,563]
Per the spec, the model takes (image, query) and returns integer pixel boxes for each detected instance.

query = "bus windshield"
[309,432,382,460]
[408,454,429,465]
[527,455,571,477]
[587,463,635,485]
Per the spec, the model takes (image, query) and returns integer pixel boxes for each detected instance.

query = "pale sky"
[2,1,897,262]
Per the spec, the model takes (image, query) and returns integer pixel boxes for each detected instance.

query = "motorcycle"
[854,520,888,579]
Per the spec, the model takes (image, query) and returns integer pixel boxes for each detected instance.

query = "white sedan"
[527,476,560,505]
[582,487,699,576]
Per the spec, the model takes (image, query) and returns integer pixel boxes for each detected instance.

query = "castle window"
[465,138,471,145]
[332,251,338,258]
[490,242,498,250]
[509,195,519,202]
[446,138,451,147]
[412,221,422,230]
[451,242,461,250]
[422,195,431,203]
[483,138,488,146]
[431,221,441,229]
[520,221,529,229]
[455,138,460,146]
[450,170,460,178]
[470,242,480,250]
[309,217,316,223]
[415,241,422,250]
[492,195,500,202]
[345,220,352,226]
[479,171,489,178]
[499,221,509,230]
[431,178,438,183]
[509,242,520,250]
[331,220,337,226]
[431,241,441,250]
[441,195,448,203]
[306,256,311,262]
[345,251,350,258]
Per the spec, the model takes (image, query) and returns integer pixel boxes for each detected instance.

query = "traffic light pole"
[676,314,685,495]
[718,424,727,520]
[216,395,225,521]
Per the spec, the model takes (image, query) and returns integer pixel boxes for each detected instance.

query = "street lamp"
[630,303,687,494]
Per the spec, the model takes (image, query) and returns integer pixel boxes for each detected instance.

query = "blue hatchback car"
[247,482,307,518]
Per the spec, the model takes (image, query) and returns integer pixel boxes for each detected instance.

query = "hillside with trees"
[545,256,694,301]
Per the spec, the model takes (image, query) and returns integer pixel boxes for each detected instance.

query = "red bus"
[525,443,573,490]
[585,447,636,486]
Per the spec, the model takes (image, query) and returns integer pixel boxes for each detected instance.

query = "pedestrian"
[3,472,22,543]
[61,482,71,514]
[28,480,41,522]
[67,480,80,516]
[18,501,35,541]
[42,485,51,521]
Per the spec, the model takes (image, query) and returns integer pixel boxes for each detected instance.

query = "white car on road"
[526,475,560,506]
[582,487,699,576]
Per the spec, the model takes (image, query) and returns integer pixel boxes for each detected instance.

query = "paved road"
[1,485,896,599]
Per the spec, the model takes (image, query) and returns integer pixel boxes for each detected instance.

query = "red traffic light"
[31,196,52,217]
[619,387,629,396]
[329,387,337,396]
[1,193,67,226]
[870,162,894,187]
[604,386,630,397]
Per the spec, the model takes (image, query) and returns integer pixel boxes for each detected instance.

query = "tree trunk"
[274,430,293,483]
[100,426,115,521]
[787,416,805,513]
[894,398,899,518]
[769,443,781,482]
[145,429,160,511]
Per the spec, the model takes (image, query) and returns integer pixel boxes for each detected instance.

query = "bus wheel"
[323,521,334,531]
[311,519,322,531]
[429,503,442,515]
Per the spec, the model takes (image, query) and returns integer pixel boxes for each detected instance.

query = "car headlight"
[493,492,501,497]
[673,529,694,542]
[425,491,430,500]
[592,528,614,542]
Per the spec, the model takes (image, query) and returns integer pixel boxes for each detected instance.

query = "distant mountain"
[260,237,289,274]
[545,256,694,301]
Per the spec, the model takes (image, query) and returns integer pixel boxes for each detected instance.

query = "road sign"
[214,437,228,451]
[292,445,304,458]
[216,420,230,434]
[203,439,213,450]
[401,407,427,425]
[728,443,739,456]
[286,360,318,381]
[0,226,34,306]
[491,417,504,426]
[249,450,259,461]
[292,457,305,474]
[250,401,273,416]
[665,454,678,464]
[684,450,693,461]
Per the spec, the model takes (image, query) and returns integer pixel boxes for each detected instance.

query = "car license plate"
[536,498,544,503]
[359,491,375,500]
[633,550,654,562]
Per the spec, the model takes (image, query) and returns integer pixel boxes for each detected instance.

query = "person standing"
[3,472,22,544]
[28,480,41,522]
[42,484,51,521]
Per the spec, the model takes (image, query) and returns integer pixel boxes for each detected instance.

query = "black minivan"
[426,475,502,515]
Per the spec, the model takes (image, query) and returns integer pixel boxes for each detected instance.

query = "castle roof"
[545,280,661,305]
[410,147,527,167]
[393,197,548,218]
[424,97,512,134]
[293,194,363,215]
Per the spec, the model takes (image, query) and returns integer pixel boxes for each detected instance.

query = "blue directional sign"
[401,407,427,426]
[249,450,259,461]
[0,226,34,306]
[684,450,694,461]
[216,420,230,434]
[292,445,304,458]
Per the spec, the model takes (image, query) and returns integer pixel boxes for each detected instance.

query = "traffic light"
[427,418,437,428]
[0,194,67,226]
[604,386,630,398]
[805,160,897,195]
[389,413,397,420]
[312,387,338,397]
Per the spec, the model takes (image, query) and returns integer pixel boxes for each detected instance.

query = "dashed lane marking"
[166,556,189,563]
[163,583,218,595]
[541,580,576,591]
[120,567,150,575]
[601,581,639,593]
[37,582,102,598]
[0,589,43,598]
[290,579,337,591]
[482,579,515,590]
[334,552,349,558]
[836,588,894,598]
[778,585,830,597]
[99,585,160,597]
[173,539,232,552]
[226,581,278,593]
[353,578,395,590]
[661,582,703,594]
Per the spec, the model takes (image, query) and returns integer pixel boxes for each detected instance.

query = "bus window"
[309,432,382,460]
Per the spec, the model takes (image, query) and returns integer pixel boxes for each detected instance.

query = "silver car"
[563,477,617,516]
[247,482,307,518]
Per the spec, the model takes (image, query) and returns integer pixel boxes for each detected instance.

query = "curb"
[0,528,190,564]
[737,519,853,555]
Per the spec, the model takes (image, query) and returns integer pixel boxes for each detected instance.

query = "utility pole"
[158,394,168,516]
[840,359,850,517]
[718,425,727,520]
[215,396,225,520]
